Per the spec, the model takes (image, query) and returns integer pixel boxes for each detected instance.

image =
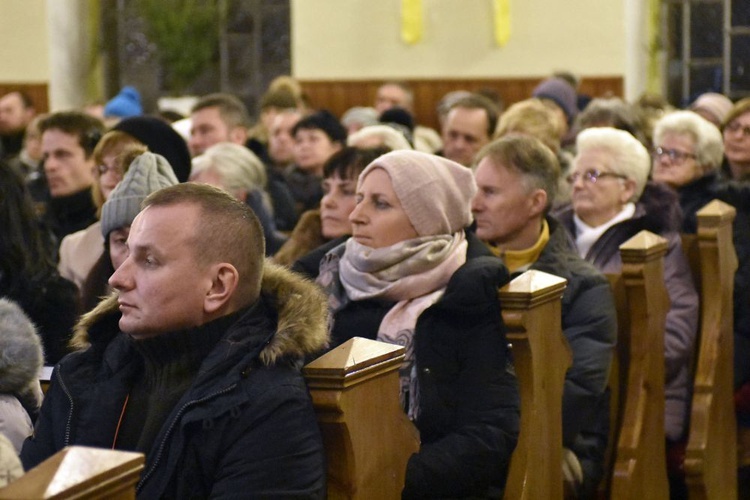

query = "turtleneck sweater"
[114,309,245,452]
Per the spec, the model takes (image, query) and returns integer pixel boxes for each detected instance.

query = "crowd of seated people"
[2,74,750,499]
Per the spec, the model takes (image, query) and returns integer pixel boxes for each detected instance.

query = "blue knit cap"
[104,86,143,119]
[532,77,578,126]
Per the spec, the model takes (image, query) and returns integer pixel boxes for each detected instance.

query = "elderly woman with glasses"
[554,127,698,451]
[652,109,750,444]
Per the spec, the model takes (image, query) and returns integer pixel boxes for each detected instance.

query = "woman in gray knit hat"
[78,151,178,312]
[315,150,519,499]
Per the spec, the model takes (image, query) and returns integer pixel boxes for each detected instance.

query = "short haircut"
[292,110,347,145]
[722,97,750,129]
[3,90,35,109]
[495,98,564,152]
[323,146,390,181]
[575,127,651,201]
[191,93,251,129]
[447,94,500,138]
[653,110,724,173]
[39,111,105,158]
[143,183,265,304]
[576,97,647,145]
[191,142,268,195]
[378,81,414,107]
[476,135,561,213]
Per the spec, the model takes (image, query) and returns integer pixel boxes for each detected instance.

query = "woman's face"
[349,168,418,248]
[97,151,125,200]
[293,129,341,175]
[651,132,702,188]
[570,147,636,227]
[109,226,131,270]
[724,110,750,168]
[320,173,357,239]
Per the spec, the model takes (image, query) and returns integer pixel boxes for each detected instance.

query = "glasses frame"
[725,121,750,138]
[566,169,629,185]
[651,146,696,164]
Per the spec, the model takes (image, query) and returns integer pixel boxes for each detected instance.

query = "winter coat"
[528,217,617,497]
[57,220,104,291]
[555,182,699,441]
[21,263,329,499]
[0,298,44,453]
[325,232,520,499]
[673,172,750,387]
[274,209,327,267]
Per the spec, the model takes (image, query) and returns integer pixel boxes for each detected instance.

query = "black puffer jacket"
[528,217,616,497]
[21,263,329,499]
[325,233,520,499]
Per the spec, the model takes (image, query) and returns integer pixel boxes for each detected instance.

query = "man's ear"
[204,263,240,314]
[229,126,248,146]
[528,188,548,219]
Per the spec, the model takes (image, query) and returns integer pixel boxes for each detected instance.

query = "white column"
[46,0,93,111]
[624,0,648,101]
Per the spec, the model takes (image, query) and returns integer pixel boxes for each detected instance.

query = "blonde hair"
[347,125,412,151]
[495,98,564,152]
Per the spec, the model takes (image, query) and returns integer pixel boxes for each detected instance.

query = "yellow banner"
[493,0,511,47]
[401,0,424,45]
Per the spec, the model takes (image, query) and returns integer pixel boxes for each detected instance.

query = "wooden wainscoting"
[0,83,49,113]
[300,77,623,130]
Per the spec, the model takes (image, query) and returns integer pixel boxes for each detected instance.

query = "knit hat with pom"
[358,150,476,236]
[101,152,179,236]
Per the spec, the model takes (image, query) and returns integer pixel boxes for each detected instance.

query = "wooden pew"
[303,270,571,499]
[303,337,421,499]
[681,200,738,499]
[0,446,144,499]
[604,230,671,499]
[499,270,570,500]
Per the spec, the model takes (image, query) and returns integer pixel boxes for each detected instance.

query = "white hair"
[653,110,724,173]
[575,127,651,200]
[347,125,412,151]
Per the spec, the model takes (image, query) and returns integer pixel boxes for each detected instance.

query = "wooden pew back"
[500,270,570,500]
[682,199,738,499]
[303,338,420,499]
[604,230,671,499]
[0,446,144,499]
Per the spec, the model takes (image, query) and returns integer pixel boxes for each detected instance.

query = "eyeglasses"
[725,121,750,138]
[566,169,628,184]
[97,163,123,177]
[651,147,696,164]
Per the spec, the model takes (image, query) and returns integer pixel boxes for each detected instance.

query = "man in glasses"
[472,134,616,498]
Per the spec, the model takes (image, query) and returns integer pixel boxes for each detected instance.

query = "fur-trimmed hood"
[0,298,43,393]
[70,260,329,365]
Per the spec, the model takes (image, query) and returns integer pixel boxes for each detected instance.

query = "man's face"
[109,203,216,339]
[269,112,301,166]
[472,158,538,248]
[375,84,410,114]
[0,93,34,135]
[42,129,95,197]
[189,106,235,157]
[442,107,490,167]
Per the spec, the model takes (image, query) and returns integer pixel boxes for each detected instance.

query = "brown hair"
[722,97,750,130]
[143,183,265,305]
[476,135,560,213]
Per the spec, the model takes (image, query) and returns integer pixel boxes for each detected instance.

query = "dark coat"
[326,233,520,499]
[528,217,616,497]
[555,182,699,441]
[21,263,329,499]
[675,173,750,365]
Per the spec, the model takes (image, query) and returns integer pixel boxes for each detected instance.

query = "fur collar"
[70,260,330,365]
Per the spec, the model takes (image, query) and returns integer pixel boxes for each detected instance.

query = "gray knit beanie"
[101,152,179,237]
[358,150,476,236]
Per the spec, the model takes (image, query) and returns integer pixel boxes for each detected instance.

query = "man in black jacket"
[22,183,328,498]
[472,135,617,499]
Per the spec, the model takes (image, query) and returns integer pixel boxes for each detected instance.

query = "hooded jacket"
[21,262,329,499]
[0,298,44,453]
[555,182,699,441]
